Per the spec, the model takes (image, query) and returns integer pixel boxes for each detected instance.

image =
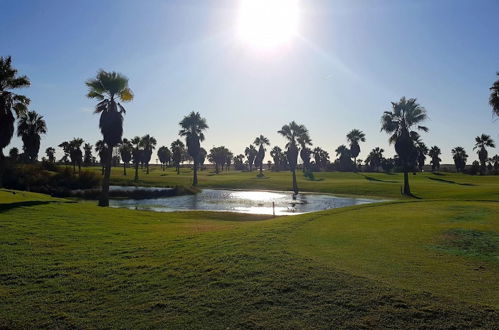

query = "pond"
[109,189,382,215]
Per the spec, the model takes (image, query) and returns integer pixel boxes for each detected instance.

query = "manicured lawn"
[1,167,499,328]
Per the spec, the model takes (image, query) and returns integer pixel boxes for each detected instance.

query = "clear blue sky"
[2,0,499,163]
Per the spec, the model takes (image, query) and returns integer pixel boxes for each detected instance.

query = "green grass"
[1,168,499,328]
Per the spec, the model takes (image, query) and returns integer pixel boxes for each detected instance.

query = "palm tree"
[83,143,93,166]
[381,97,428,195]
[17,110,47,162]
[198,147,207,170]
[179,111,208,186]
[119,138,133,175]
[208,146,231,174]
[130,136,142,180]
[244,145,257,172]
[474,134,495,175]
[490,72,499,116]
[157,146,171,171]
[140,134,157,174]
[253,135,270,176]
[0,56,30,159]
[9,147,19,161]
[335,145,353,171]
[45,147,56,163]
[278,121,309,194]
[94,140,107,175]
[67,138,84,173]
[346,129,366,170]
[451,147,468,172]
[415,140,428,172]
[85,70,133,207]
[365,147,384,172]
[428,146,441,172]
[298,130,312,172]
[171,139,185,175]
[270,146,284,171]
[313,147,330,170]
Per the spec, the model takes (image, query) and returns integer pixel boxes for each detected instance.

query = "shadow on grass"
[428,177,475,186]
[358,174,397,183]
[0,201,74,213]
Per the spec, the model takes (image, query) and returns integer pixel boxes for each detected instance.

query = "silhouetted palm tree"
[208,146,231,174]
[346,129,366,170]
[381,97,428,195]
[428,146,441,172]
[0,56,30,160]
[179,111,208,186]
[415,139,428,172]
[171,139,185,175]
[278,121,309,194]
[94,140,107,175]
[68,138,83,173]
[86,70,133,206]
[45,147,56,163]
[130,136,142,180]
[140,134,157,174]
[119,138,133,175]
[490,72,499,116]
[198,147,207,170]
[83,143,93,167]
[244,145,257,172]
[270,146,284,171]
[365,147,384,172]
[474,134,495,175]
[335,145,353,171]
[17,110,47,162]
[451,147,468,172]
[298,129,312,172]
[157,146,171,171]
[9,147,19,161]
[313,147,330,170]
[253,135,270,176]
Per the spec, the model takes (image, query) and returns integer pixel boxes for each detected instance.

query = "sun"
[236,0,300,51]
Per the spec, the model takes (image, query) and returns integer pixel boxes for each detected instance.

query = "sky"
[1,0,499,164]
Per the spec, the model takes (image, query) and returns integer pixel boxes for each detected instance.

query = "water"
[109,189,381,215]
[109,185,174,192]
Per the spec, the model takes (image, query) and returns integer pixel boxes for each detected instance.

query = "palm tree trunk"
[403,170,411,195]
[123,163,126,175]
[98,147,113,207]
[292,168,298,194]
[134,163,139,181]
[176,165,180,175]
[146,163,149,174]
[259,163,263,176]
[193,159,198,186]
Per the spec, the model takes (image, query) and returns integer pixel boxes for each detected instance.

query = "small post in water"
[272,201,275,217]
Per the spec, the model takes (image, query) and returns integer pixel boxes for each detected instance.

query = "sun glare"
[237,0,299,51]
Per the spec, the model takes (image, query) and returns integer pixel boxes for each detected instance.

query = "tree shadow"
[358,173,397,183]
[428,177,475,186]
[0,201,72,213]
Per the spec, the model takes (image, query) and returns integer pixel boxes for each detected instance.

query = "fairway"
[1,170,498,328]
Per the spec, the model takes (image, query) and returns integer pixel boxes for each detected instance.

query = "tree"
[140,134,157,174]
[86,70,133,206]
[233,154,245,170]
[17,110,47,162]
[130,136,142,180]
[346,129,366,170]
[119,138,133,175]
[67,138,84,173]
[45,147,56,163]
[244,145,257,172]
[365,147,384,172]
[415,140,428,172]
[335,145,353,171]
[208,146,231,174]
[198,147,207,170]
[474,134,495,175]
[490,72,499,116]
[278,121,310,194]
[8,147,19,161]
[298,130,313,172]
[171,139,185,175]
[381,97,428,195]
[253,135,270,176]
[428,146,441,172]
[270,146,284,171]
[451,147,468,172]
[0,56,30,159]
[94,139,107,175]
[83,143,93,166]
[179,111,208,186]
[312,147,330,170]
[157,146,171,171]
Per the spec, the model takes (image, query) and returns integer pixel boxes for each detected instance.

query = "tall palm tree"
[428,146,441,172]
[130,136,142,180]
[86,70,133,207]
[94,139,107,175]
[17,110,47,162]
[83,143,93,167]
[474,134,495,175]
[68,138,84,173]
[179,111,208,186]
[490,72,499,116]
[381,97,428,195]
[171,139,185,175]
[119,138,133,175]
[298,130,312,172]
[414,139,428,172]
[45,147,56,163]
[253,135,270,176]
[451,147,468,173]
[140,134,157,174]
[346,129,366,170]
[0,56,30,159]
[278,121,309,194]
[244,145,257,172]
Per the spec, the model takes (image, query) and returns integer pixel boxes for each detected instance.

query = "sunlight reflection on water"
[109,189,381,216]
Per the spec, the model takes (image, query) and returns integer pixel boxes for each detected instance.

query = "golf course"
[1,168,498,328]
